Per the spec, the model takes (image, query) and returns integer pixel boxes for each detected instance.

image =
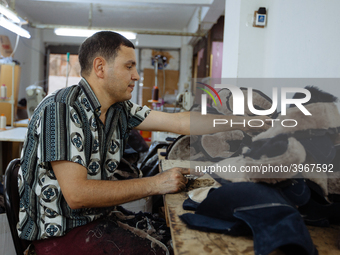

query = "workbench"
[159,159,340,255]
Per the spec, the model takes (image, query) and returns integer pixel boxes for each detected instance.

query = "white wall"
[136,34,181,49]
[179,35,193,93]
[222,0,340,110]
[222,0,340,78]
[222,0,242,78]
[29,28,45,94]
[264,0,340,78]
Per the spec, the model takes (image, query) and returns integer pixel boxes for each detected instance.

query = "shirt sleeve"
[125,101,151,129]
[37,102,87,168]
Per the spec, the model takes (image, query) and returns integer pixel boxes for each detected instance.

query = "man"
[18,31,267,254]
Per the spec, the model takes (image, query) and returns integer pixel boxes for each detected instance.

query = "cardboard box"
[0,35,13,58]
[142,68,179,108]
[0,64,21,125]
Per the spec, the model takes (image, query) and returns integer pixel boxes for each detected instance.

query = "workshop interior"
[1,0,340,254]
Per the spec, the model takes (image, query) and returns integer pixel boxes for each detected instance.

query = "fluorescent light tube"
[119,32,136,40]
[54,28,136,39]
[0,4,20,23]
[54,28,99,37]
[0,16,31,38]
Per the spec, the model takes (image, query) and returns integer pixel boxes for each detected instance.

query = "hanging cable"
[88,3,92,28]
[162,62,166,100]
[0,0,8,7]
[65,52,70,87]
[9,33,19,58]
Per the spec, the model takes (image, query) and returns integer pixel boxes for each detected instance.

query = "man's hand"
[153,167,191,194]
[52,161,195,209]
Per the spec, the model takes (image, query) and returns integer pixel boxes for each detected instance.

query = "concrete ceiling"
[13,0,225,35]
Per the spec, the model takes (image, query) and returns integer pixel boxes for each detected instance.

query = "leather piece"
[180,182,318,255]
[179,213,251,236]
[234,206,318,255]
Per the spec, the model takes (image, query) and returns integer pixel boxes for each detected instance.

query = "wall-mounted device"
[254,7,267,28]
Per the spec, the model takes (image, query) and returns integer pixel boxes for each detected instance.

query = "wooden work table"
[160,159,340,255]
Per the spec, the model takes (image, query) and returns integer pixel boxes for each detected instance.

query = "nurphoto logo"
[199,83,312,128]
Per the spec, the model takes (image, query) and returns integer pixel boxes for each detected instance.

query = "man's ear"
[93,57,105,78]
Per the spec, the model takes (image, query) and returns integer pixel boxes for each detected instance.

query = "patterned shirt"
[17,78,151,240]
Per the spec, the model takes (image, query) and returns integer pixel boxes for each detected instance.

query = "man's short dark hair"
[78,31,135,77]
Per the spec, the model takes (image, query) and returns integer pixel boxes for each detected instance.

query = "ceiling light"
[54,28,98,37]
[0,4,20,23]
[119,32,136,40]
[54,28,136,40]
[0,16,31,38]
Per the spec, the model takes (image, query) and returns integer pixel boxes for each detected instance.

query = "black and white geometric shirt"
[17,78,151,240]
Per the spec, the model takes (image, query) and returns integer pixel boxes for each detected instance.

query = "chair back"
[4,158,31,255]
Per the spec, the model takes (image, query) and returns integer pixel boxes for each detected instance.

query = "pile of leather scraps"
[216,86,340,194]
[166,132,253,162]
[109,206,172,255]
[166,87,276,162]
[165,86,340,255]
[113,132,147,180]
[115,130,170,180]
[166,86,340,197]
[210,88,232,115]
[166,135,204,161]
[140,141,170,177]
[216,87,278,119]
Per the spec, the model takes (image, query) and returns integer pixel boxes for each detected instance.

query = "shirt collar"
[78,77,102,115]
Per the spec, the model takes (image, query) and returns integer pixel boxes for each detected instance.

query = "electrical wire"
[19,38,46,56]
[162,63,166,99]
[0,0,8,7]
[65,52,70,87]
[33,78,49,86]
[9,33,19,58]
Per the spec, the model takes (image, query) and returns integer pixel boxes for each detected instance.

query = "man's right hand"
[52,161,194,209]
[153,167,191,194]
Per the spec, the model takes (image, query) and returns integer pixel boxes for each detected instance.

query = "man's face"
[105,46,140,103]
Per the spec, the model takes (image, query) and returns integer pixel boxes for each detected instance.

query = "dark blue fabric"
[298,180,340,227]
[279,179,311,207]
[195,182,293,221]
[234,206,317,255]
[180,182,318,255]
[299,198,340,227]
[182,198,201,211]
[180,213,251,236]
[297,135,336,164]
